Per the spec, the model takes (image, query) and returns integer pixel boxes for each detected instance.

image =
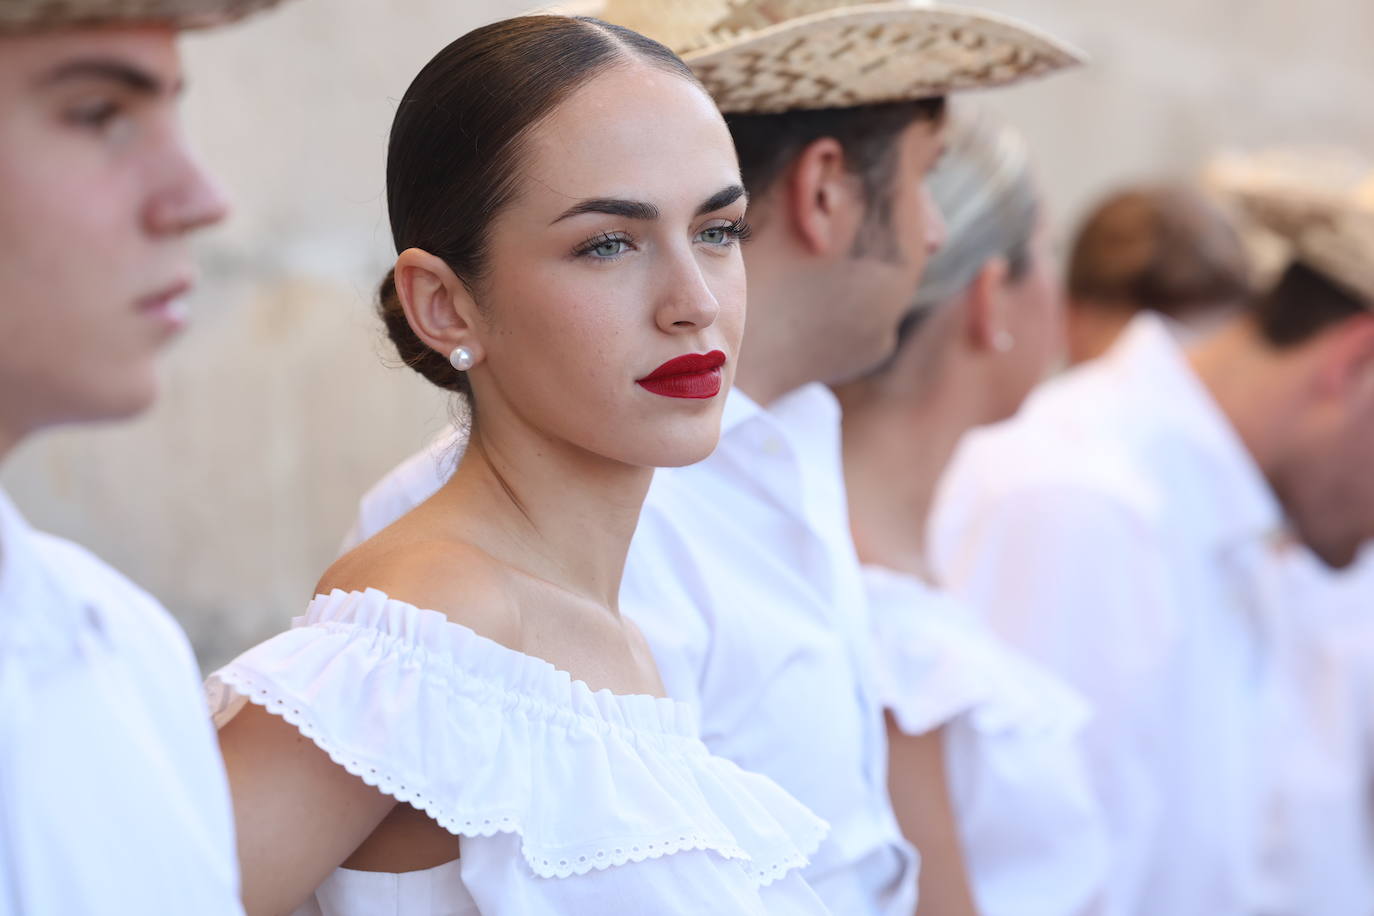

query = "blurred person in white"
[833,115,1110,916]
[337,1,1084,913]
[209,14,835,915]
[1063,184,1254,367]
[0,0,292,913]
[928,151,1374,915]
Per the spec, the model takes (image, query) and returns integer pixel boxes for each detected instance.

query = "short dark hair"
[379,15,700,397]
[1254,260,1369,348]
[724,97,946,256]
[1068,185,1253,319]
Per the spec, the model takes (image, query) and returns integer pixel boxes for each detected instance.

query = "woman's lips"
[637,350,727,399]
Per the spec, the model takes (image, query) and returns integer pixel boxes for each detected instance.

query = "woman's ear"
[784,136,865,258]
[393,247,485,367]
[965,257,1013,354]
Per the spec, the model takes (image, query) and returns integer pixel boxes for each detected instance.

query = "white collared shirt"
[346,383,918,916]
[0,490,242,916]
[929,314,1374,915]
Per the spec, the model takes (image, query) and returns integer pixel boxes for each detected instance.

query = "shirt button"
[762,437,785,457]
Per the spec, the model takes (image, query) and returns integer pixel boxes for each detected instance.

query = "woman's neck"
[838,341,988,581]
[434,419,653,613]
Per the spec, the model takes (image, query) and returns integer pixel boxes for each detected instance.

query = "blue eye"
[591,237,630,258]
[576,232,633,261]
[697,218,752,247]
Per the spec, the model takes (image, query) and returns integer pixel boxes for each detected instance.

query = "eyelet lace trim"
[216,668,823,886]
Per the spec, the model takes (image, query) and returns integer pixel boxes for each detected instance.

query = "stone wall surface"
[4,0,1370,669]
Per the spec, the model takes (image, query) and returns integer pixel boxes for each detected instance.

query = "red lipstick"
[637,350,726,399]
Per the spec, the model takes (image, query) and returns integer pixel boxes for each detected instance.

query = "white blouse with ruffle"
[208,588,831,915]
[864,566,1111,916]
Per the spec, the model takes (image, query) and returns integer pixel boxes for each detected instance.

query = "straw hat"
[0,0,290,32]
[553,0,1085,114]
[1207,150,1374,307]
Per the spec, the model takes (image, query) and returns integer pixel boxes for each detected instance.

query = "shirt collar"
[722,382,843,443]
[1109,314,1285,547]
[0,488,104,655]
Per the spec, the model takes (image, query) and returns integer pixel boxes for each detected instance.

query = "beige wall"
[4,0,1371,669]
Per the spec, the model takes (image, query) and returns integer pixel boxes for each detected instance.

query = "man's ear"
[782,136,865,258]
[393,247,485,367]
[1316,313,1374,403]
[964,257,1012,354]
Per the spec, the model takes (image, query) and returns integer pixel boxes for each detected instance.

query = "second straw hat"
[554,0,1085,114]
[1208,150,1374,307]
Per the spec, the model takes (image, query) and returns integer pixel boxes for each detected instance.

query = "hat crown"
[1207,149,1374,306]
[587,0,734,51]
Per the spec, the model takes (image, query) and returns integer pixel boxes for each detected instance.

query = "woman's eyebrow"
[549,184,747,226]
[551,198,659,224]
[696,184,745,216]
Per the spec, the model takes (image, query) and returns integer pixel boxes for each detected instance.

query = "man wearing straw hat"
[344,2,1081,911]
[930,154,1374,915]
[0,1,292,912]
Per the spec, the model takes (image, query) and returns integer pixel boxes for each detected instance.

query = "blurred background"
[5,0,1372,669]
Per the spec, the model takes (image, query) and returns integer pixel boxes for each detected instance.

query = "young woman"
[209,15,829,916]
[834,117,1110,916]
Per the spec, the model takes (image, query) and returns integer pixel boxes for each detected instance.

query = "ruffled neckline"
[297,587,700,740]
[209,587,828,885]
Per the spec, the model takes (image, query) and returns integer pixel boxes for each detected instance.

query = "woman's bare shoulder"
[317,530,525,653]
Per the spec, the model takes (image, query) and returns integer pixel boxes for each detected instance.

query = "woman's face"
[996,210,1065,419]
[466,62,746,469]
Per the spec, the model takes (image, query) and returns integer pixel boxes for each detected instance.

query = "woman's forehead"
[517,63,737,212]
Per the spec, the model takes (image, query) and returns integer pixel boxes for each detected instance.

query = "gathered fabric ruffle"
[207,587,827,885]
[863,566,1090,739]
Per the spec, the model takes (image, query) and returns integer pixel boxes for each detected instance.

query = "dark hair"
[378,15,700,396]
[1067,185,1253,319]
[725,97,946,258]
[1253,260,1368,348]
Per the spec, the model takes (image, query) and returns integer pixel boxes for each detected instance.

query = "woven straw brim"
[1208,152,1374,307]
[545,1,1082,114]
[1232,191,1374,307]
[683,4,1084,114]
[0,0,290,32]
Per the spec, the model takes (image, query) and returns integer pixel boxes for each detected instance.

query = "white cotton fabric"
[343,384,919,916]
[207,587,831,915]
[929,313,1374,915]
[864,565,1110,916]
[0,489,242,916]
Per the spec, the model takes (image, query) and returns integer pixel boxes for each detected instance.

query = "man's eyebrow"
[697,184,746,216]
[36,59,178,96]
[550,184,748,226]
[551,198,660,225]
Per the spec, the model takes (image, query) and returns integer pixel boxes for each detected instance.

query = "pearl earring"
[992,331,1015,354]
[449,346,475,372]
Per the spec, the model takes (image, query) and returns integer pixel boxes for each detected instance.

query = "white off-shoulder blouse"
[864,566,1111,916]
[208,588,831,915]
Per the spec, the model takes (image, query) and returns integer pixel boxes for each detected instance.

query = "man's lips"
[138,277,192,311]
[637,350,727,399]
[137,277,193,333]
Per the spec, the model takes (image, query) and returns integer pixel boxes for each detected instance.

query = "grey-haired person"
[0,1,290,913]
[835,115,1110,916]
